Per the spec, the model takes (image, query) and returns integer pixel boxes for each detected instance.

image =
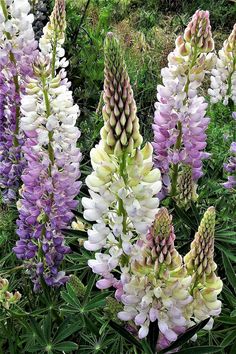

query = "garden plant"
[0,0,236,353]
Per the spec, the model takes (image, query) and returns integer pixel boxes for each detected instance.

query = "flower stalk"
[13,2,82,290]
[153,10,214,199]
[0,0,37,203]
[83,32,161,291]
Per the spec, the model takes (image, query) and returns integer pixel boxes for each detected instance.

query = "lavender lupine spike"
[0,0,38,203]
[208,24,236,106]
[223,142,236,189]
[101,32,143,156]
[13,4,82,290]
[118,208,192,348]
[152,10,215,198]
[13,53,82,290]
[82,33,161,292]
[184,207,223,328]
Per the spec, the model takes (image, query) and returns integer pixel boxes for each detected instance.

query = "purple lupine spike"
[152,9,215,198]
[13,43,82,289]
[0,0,38,204]
[14,54,82,290]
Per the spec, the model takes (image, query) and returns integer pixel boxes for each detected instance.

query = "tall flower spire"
[13,2,82,291]
[184,207,222,327]
[39,0,67,75]
[117,207,222,349]
[208,24,236,107]
[0,0,37,203]
[101,32,143,156]
[118,208,192,347]
[152,10,214,199]
[175,165,198,209]
[208,24,236,189]
[82,32,161,291]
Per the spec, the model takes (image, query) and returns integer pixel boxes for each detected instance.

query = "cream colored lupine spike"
[184,206,217,281]
[101,32,143,157]
[175,165,198,209]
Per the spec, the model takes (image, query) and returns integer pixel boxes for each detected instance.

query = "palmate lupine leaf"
[222,252,236,290]
[177,346,223,354]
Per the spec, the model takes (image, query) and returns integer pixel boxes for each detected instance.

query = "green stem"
[38,76,55,268]
[0,265,24,275]
[0,0,8,19]
[51,30,58,79]
[170,121,182,196]
[170,45,199,196]
[117,153,128,243]
[41,76,54,166]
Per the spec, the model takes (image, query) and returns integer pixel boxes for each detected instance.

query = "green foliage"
[0,206,17,247]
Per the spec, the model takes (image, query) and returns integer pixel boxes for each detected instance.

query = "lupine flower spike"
[82,32,162,291]
[13,0,82,291]
[0,0,37,203]
[152,10,215,199]
[101,32,143,156]
[184,207,223,329]
[39,0,67,75]
[118,208,192,348]
[209,24,236,189]
[118,207,222,350]
[175,165,198,209]
[209,24,236,108]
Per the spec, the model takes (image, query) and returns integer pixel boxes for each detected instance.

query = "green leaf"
[141,339,153,354]
[54,321,82,343]
[221,330,236,347]
[25,344,44,353]
[159,318,210,353]
[84,296,106,311]
[174,205,197,230]
[222,252,236,291]
[42,312,52,342]
[28,318,46,346]
[216,243,236,262]
[215,236,236,245]
[177,346,223,354]
[82,273,96,305]
[229,340,236,354]
[53,341,78,352]
[84,315,100,336]
[108,321,142,350]
[217,316,236,324]
[60,288,81,308]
